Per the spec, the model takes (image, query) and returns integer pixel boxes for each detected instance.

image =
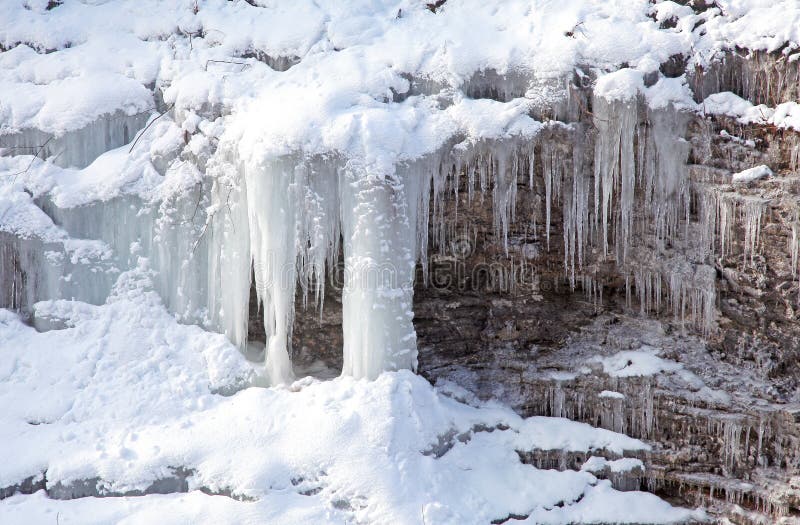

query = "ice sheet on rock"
[0,117,233,326]
[19,117,181,205]
[599,390,625,400]
[0,178,122,308]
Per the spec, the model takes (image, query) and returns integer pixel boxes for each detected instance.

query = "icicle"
[244,157,302,385]
[741,197,767,267]
[592,96,637,261]
[792,223,800,279]
[542,141,565,253]
[792,222,800,304]
[296,160,341,314]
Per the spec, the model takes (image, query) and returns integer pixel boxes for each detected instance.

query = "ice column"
[245,158,299,385]
[205,155,253,350]
[339,163,420,379]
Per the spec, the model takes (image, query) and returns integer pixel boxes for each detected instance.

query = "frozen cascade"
[5,86,784,384]
[0,111,150,170]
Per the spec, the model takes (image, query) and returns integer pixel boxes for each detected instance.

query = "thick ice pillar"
[339,166,419,380]
[205,165,252,352]
[245,159,298,385]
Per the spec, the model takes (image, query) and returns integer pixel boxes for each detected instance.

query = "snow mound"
[592,346,683,378]
[732,164,773,183]
[0,269,702,524]
[703,92,800,132]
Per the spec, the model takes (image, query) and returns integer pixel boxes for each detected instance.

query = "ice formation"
[4,0,800,522]
[0,83,763,380]
[3,0,797,383]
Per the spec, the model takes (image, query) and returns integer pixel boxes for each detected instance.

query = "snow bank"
[703,91,800,132]
[0,268,703,524]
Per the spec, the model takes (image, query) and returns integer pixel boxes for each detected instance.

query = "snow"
[522,480,702,525]
[702,91,800,132]
[592,346,684,378]
[732,164,773,183]
[599,390,626,400]
[0,267,702,524]
[0,0,794,520]
[645,77,698,111]
[593,69,644,102]
[581,456,644,474]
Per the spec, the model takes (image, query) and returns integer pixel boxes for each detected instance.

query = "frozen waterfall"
[3,80,782,384]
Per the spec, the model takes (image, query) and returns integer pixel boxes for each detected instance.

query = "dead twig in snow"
[10,136,54,182]
[128,104,175,154]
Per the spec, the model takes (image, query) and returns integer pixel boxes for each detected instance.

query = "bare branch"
[10,136,54,182]
[128,104,175,154]
[205,59,250,72]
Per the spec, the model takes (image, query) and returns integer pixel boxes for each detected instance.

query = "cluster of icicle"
[13,84,791,384]
[200,151,429,384]
[234,92,712,382]
[232,140,547,384]
[128,92,722,381]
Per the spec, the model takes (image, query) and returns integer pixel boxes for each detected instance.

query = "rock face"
[2,20,799,525]
[282,54,800,523]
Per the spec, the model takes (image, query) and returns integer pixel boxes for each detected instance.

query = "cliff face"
[3,1,800,522]
[282,53,800,523]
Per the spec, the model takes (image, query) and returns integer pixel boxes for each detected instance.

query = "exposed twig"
[190,181,204,221]
[191,185,233,254]
[426,0,447,13]
[10,136,53,182]
[128,104,175,154]
[205,59,250,72]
